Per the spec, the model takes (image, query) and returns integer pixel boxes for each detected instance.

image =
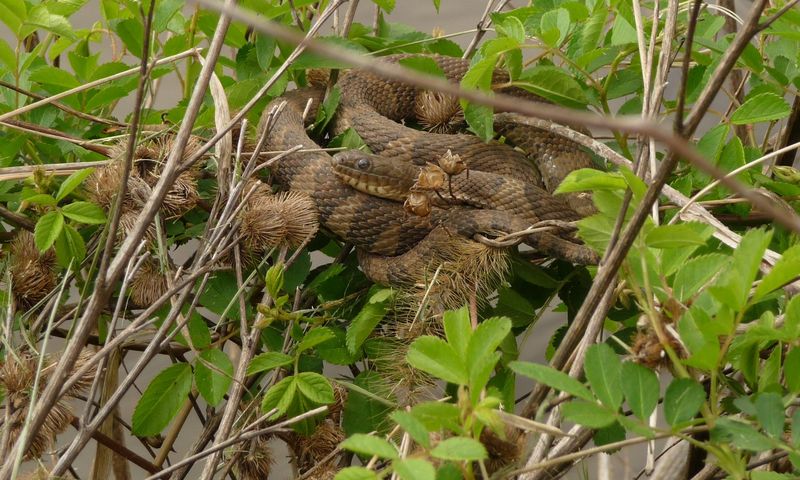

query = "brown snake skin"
[260,55,599,284]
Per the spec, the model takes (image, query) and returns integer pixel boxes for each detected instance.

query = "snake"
[260,54,599,285]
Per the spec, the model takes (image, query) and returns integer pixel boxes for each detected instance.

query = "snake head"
[331,151,418,202]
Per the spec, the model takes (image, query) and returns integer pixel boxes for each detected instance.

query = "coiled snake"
[260,54,599,285]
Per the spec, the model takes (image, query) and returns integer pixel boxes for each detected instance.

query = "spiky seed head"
[414,90,465,134]
[9,231,56,310]
[239,190,319,261]
[130,257,169,307]
[482,427,524,474]
[0,349,96,460]
[329,383,348,424]
[233,435,274,480]
[305,462,339,480]
[85,161,126,209]
[298,420,344,464]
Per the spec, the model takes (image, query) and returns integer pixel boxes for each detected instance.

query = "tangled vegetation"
[0,0,800,479]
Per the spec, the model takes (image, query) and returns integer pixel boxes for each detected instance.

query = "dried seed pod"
[9,231,56,310]
[414,90,465,134]
[239,190,319,262]
[438,149,468,176]
[276,191,319,247]
[415,163,447,191]
[297,420,344,465]
[404,192,432,217]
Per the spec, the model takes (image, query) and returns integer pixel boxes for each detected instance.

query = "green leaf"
[132,363,193,436]
[114,18,144,57]
[430,437,487,461]
[467,317,511,367]
[786,295,800,339]
[261,375,296,417]
[539,8,570,47]
[443,306,471,358]
[56,168,94,202]
[247,352,293,375]
[731,93,790,124]
[497,16,525,43]
[342,371,394,435]
[61,201,107,224]
[0,0,25,36]
[785,348,800,392]
[341,433,399,459]
[295,372,335,404]
[398,56,445,77]
[673,254,729,302]
[509,361,593,401]
[391,411,430,449]
[517,66,588,108]
[712,228,772,311]
[561,400,617,428]
[556,169,627,194]
[410,402,461,432]
[463,102,493,142]
[29,65,80,88]
[346,288,392,354]
[34,211,64,252]
[335,467,378,480]
[406,336,468,385]
[645,223,714,249]
[620,362,659,420]
[755,392,785,438]
[54,223,85,268]
[265,262,284,299]
[663,378,705,426]
[0,40,16,71]
[394,458,435,480]
[584,344,623,410]
[24,5,76,40]
[334,467,378,480]
[610,13,636,45]
[195,349,233,407]
[370,0,395,13]
[754,245,800,301]
[25,194,58,206]
[712,418,773,452]
[296,327,336,355]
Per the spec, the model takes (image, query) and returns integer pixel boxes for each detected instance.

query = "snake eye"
[356,157,370,170]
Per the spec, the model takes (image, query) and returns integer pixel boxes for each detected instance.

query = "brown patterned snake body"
[261,54,599,284]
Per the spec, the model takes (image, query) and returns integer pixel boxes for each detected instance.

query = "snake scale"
[261,54,599,285]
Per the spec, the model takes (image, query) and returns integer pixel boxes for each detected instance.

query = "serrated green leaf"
[712,418,773,452]
[334,467,378,480]
[556,169,627,194]
[673,253,729,302]
[265,262,284,299]
[620,362,659,420]
[663,378,705,426]
[561,400,617,428]
[295,372,334,404]
[610,14,636,45]
[25,194,58,206]
[755,392,785,438]
[34,211,64,252]
[754,245,800,301]
[54,223,85,268]
[463,102,494,142]
[394,458,435,480]
[29,65,79,88]
[406,336,468,385]
[346,289,391,354]
[731,93,790,124]
[24,5,76,40]
[497,16,525,43]
[466,317,511,382]
[341,433,399,459]
[516,66,588,108]
[132,363,192,436]
[195,349,233,407]
[56,168,94,201]
[430,437,487,461]
[785,348,800,392]
[585,344,623,410]
[296,327,336,354]
[247,352,293,375]
[509,361,593,401]
[61,201,106,224]
[645,223,714,249]
[443,306,471,358]
[261,375,296,417]
[390,411,430,449]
